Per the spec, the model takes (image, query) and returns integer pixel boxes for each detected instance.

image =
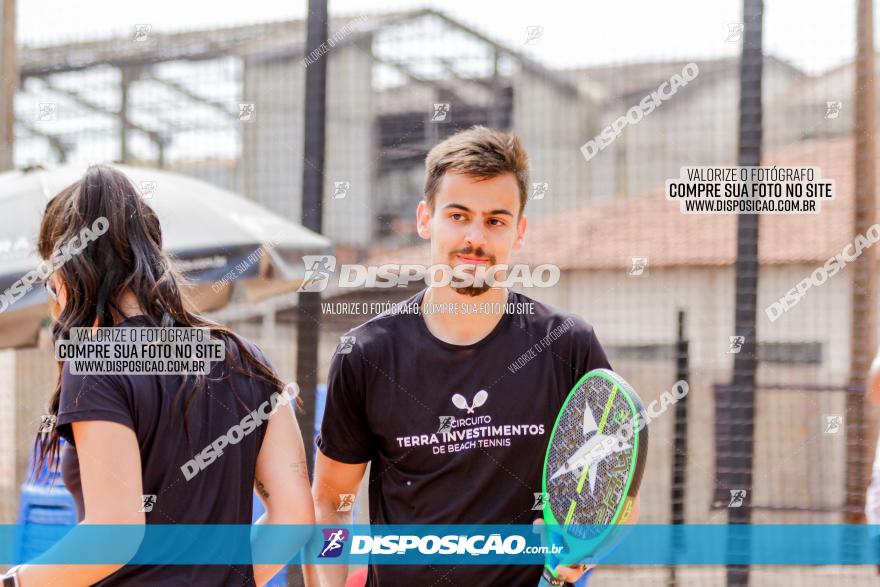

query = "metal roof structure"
[12,9,577,167]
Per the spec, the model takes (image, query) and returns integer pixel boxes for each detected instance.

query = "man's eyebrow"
[442,203,514,217]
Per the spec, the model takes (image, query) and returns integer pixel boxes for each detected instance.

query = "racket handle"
[538,530,566,586]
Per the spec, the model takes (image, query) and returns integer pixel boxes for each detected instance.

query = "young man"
[307,126,638,587]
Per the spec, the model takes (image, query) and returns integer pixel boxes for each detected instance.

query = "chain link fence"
[0,2,876,585]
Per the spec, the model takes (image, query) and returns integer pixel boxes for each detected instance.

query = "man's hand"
[532,518,594,583]
[621,494,641,525]
[533,495,640,583]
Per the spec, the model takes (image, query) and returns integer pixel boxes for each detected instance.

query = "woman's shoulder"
[219,331,269,363]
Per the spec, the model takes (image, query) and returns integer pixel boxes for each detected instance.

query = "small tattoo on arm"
[256,479,270,499]
[290,461,309,480]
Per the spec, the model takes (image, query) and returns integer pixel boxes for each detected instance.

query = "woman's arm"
[251,400,316,586]
[12,420,146,586]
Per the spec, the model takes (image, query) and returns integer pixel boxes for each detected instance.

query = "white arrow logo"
[550,396,630,495]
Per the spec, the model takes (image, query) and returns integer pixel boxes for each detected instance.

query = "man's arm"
[303,450,368,587]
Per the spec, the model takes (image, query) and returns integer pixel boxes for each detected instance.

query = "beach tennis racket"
[538,369,648,586]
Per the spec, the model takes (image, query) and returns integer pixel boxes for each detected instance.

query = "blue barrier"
[15,439,78,562]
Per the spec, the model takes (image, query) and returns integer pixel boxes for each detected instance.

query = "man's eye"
[488,218,505,226]
[450,213,465,221]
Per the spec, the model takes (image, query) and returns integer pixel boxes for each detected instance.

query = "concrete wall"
[591,59,805,199]
[1,344,63,523]
[765,62,864,147]
[512,72,599,217]
[242,39,375,249]
[0,351,15,523]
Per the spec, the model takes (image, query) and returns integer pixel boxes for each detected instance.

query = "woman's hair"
[34,164,288,476]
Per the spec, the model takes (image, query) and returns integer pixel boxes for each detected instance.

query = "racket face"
[542,369,647,543]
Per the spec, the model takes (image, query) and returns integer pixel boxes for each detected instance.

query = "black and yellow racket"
[538,369,648,585]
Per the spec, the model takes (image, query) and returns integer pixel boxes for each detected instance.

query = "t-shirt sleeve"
[56,365,135,444]
[316,340,373,464]
[569,316,613,386]
[245,339,282,381]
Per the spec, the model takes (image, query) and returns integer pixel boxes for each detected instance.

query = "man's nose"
[464,223,488,248]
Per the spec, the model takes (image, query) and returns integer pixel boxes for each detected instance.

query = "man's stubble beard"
[450,281,492,297]
[448,245,495,297]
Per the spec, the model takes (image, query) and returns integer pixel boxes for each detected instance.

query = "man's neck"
[420,286,509,346]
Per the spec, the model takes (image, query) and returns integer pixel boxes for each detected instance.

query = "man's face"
[416,170,527,297]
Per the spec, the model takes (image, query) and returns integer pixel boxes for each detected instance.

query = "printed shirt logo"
[451,389,488,413]
[395,387,545,454]
[319,528,349,558]
[550,395,630,495]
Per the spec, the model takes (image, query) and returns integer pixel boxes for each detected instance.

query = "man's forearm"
[304,505,353,587]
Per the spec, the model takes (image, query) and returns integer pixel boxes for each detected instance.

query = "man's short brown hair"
[424,126,530,216]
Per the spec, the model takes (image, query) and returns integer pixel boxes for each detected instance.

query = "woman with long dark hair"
[2,165,314,586]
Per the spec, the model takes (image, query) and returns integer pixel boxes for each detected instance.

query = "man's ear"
[513,213,527,250]
[416,200,432,240]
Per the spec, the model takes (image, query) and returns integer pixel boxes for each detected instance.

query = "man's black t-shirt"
[317,289,612,587]
[57,314,281,586]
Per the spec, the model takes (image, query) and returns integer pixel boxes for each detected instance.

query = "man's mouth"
[456,254,491,265]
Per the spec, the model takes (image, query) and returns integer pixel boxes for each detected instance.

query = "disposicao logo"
[319,528,349,558]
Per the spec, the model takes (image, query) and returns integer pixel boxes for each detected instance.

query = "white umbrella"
[0,164,332,348]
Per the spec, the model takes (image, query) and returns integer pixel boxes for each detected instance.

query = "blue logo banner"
[3,524,880,565]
